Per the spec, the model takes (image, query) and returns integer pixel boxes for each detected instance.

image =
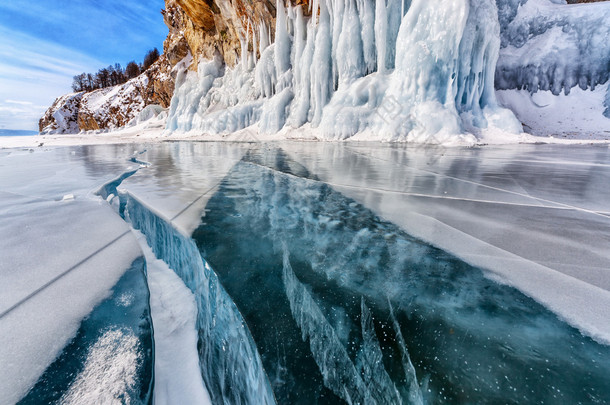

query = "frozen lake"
[1,142,609,404]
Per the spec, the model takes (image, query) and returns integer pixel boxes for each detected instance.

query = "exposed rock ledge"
[39,56,175,133]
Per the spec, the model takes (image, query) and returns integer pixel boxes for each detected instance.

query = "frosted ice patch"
[116,292,134,307]
[60,328,140,405]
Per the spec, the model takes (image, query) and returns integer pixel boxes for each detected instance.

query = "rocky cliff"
[39,55,174,133]
[162,0,282,69]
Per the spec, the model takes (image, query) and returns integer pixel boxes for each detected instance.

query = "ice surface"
[283,142,610,342]
[0,147,152,404]
[3,142,610,404]
[194,145,610,403]
[166,0,521,143]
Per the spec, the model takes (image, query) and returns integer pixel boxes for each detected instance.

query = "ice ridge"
[124,195,276,405]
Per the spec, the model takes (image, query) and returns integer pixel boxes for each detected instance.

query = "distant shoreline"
[0,129,39,137]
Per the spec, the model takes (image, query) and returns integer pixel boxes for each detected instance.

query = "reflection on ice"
[119,142,250,235]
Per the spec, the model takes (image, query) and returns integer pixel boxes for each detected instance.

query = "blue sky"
[0,0,168,130]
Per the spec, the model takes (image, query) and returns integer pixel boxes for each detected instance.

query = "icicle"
[311,0,320,27]
[289,11,315,127]
[259,21,269,55]
[246,20,253,69]
[293,7,306,79]
[274,0,292,77]
[310,0,332,126]
[330,0,344,88]
[252,21,258,65]
[357,0,376,75]
[385,0,403,69]
[240,20,249,68]
[336,0,364,87]
[375,0,387,73]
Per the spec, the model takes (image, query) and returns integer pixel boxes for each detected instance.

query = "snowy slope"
[38,92,84,134]
[39,57,173,134]
[77,75,149,131]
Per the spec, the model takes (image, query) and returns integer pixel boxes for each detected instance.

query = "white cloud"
[5,100,33,106]
[0,27,103,130]
[0,0,167,130]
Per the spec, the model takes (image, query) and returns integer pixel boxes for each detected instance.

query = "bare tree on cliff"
[86,73,95,91]
[142,48,160,71]
[107,64,125,86]
[126,61,140,79]
[96,68,110,88]
[72,49,157,93]
[71,73,87,92]
[113,63,126,85]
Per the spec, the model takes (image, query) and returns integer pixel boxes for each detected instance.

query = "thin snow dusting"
[60,328,141,405]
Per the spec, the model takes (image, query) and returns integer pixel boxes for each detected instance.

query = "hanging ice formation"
[166,0,523,142]
[495,0,610,98]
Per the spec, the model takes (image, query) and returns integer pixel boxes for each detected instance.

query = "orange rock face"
[174,0,217,31]
[163,0,311,68]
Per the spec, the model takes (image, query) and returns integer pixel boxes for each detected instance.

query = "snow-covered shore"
[2,120,609,150]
